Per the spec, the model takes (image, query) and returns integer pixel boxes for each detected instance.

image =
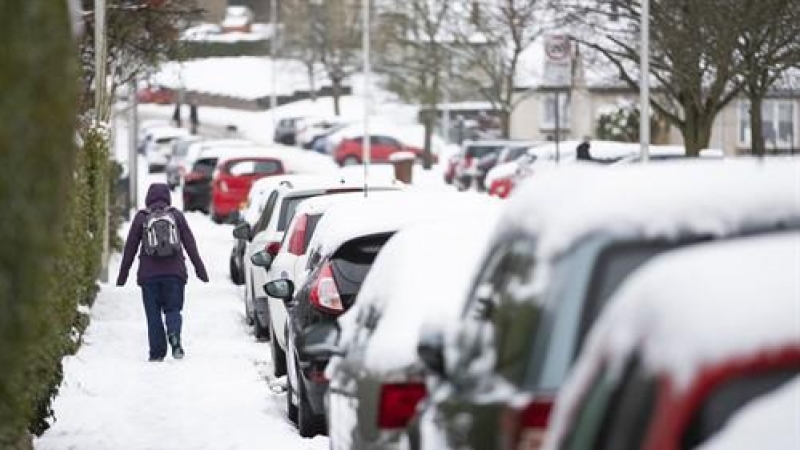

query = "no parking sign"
[544,34,573,88]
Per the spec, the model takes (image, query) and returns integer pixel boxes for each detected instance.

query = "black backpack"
[142,207,182,258]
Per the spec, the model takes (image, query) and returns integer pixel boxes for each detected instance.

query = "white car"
[236,177,402,341]
[143,126,190,172]
[262,190,405,377]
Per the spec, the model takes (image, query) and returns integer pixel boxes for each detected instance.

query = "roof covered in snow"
[334,209,501,374]
[504,158,800,264]
[308,192,500,258]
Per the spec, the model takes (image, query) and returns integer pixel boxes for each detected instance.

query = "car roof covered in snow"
[504,158,800,265]
[307,192,500,259]
[334,210,501,374]
[545,232,800,449]
[291,190,404,218]
[696,376,800,450]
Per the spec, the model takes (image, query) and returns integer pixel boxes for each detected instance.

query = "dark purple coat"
[116,183,209,286]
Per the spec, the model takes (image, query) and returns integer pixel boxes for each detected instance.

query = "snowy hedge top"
[336,209,501,375]
[505,159,800,264]
[545,232,800,450]
[696,377,800,450]
[308,192,500,259]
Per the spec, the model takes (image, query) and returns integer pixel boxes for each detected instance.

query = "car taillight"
[377,383,427,429]
[309,262,343,314]
[265,241,281,257]
[465,155,474,168]
[288,214,309,256]
[500,398,553,450]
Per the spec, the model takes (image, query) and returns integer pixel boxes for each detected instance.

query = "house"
[510,46,800,156]
[196,0,227,23]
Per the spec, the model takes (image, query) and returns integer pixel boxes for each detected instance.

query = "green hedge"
[0,3,115,448]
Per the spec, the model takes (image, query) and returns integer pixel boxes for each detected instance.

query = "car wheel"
[296,361,326,437]
[270,325,287,377]
[286,357,299,424]
[254,311,270,340]
[229,255,244,285]
[342,155,360,166]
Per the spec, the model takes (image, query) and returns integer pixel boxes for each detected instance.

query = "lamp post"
[640,0,650,162]
[362,0,371,197]
[270,0,278,136]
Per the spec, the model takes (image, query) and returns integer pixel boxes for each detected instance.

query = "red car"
[136,86,175,105]
[333,135,431,166]
[210,154,285,223]
[542,233,800,450]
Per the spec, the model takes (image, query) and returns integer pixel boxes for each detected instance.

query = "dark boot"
[168,333,185,360]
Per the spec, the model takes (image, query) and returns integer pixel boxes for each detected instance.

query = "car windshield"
[466,145,504,159]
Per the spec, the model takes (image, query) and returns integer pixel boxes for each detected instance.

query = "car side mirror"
[264,278,294,301]
[300,322,342,361]
[251,250,273,269]
[417,327,447,378]
[232,222,251,240]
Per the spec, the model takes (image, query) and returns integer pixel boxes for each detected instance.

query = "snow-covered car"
[296,118,345,149]
[182,144,262,213]
[322,208,501,450]
[253,190,404,377]
[221,6,254,33]
[165,135,202,190]
[274,117,305,145]
[415,159,800,450]
[235,177,401,340]
[142,126,190,172]
[542,232,800,450]
[263,192,501,438]
[451,140,517,190]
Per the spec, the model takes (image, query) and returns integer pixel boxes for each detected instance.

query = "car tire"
[270,325,287,377]
[253,311,270,341]
[229,256,244,285]
[341,155,360,166]
[286,359,299,424]
[296,362,326,437]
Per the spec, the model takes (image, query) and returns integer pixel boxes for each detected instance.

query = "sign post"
[543,34,572,164]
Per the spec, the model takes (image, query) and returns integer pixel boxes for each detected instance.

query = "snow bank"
[338,209,501,374]
[698,376,800,450]
[505,159,800,266]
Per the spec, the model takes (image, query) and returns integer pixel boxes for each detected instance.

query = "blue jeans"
[141,276,185,359]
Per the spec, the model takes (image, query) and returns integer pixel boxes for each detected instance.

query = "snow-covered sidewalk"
[36,203,327,449]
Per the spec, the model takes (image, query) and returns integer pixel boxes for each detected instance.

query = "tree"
[733,0,800,156]
[377,0,452,168]
[451,0,547,138]
[282,0,323,102]
[564,0,744,156]
[80,0,200,118]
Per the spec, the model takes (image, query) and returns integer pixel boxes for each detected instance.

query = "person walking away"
[116,183,209,361]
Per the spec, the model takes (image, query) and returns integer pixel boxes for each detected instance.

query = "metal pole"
[555,92,561,163]
[95,0,107,119]
[129,78,139,211]
[362,0,371,197]
[270,0,278,137]
[442,56,451,143]
[640,0,650,162]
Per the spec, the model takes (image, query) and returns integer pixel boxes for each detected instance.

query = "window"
[192,158,217,175]
[278,195,316,232]
[540,93,570,130]
[738,100,796,149]
[253,191,278,234]
[227,159,283,176]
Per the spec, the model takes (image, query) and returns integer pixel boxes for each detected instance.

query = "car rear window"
[192,158,218,175]
[331,233,393,308]
[466,145,504,159]
[277,195,316,232]
[226,159,283,177]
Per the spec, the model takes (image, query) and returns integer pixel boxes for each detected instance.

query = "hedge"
[0,3,115,448]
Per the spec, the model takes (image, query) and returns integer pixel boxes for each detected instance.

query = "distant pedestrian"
[116,183,209,362]
[189,103,199,135]
[172,103,182,128]
[576,140,592,161]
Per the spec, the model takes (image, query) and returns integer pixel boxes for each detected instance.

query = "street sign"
[543,34,572,88]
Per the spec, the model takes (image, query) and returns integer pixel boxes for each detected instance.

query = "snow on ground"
[36,172,328,450]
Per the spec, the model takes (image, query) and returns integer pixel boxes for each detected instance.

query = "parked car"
[136,85,175,105]
[333,135,432,166]
[322,208,501,450]
[274,117,304,145]
[473,143,538,191]
[221,5,253,33]
[182,145,264,213]
[414,159,800,450]
[142,126,190,172]
[234,177,401,340]
[262,192,501,438]
[210,149,288,223]
[452,140,515,191]
[543,231,800,450]
[296,118,343,149]
[312,123,349,154]
[166,135,202,190]
[258,190,404,378]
